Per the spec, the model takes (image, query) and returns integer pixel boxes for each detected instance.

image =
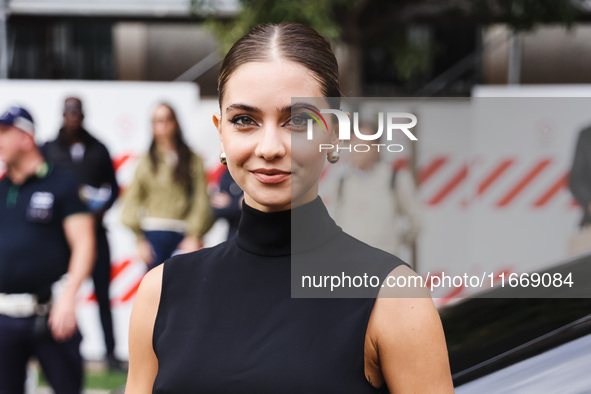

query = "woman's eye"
[288,113,312,129]
[229,115,258,127]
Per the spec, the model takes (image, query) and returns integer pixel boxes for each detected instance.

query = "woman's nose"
[255,123,286,160]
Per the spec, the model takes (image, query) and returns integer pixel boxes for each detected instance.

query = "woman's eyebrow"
[283,102,321,113]
[226,102,322,114]
[226,103,262,114]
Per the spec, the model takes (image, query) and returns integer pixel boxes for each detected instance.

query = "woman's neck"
[155,138,175,154]
[242,190,319,213]
[236,195,341,256]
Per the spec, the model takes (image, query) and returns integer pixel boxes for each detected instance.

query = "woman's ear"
[213,113,224,152]
[212,112,221,131]
[329,129,341,147]
[328,111,348,147]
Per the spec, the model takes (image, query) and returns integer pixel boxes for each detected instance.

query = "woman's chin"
[245,192,292,212]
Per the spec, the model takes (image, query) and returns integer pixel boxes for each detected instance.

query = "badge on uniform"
[26,191,54,223]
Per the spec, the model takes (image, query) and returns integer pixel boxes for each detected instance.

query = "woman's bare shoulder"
[126,265,164,392]
[367,265,454,392]
[141,263,164,294]
[370,265,435,334]
[133,264,164,324]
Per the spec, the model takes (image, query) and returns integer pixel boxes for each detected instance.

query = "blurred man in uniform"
[567,125,591,255]
[569,125,591,228]
[42,97,122,370]
[0,105,95,394]
[326,122,421,259]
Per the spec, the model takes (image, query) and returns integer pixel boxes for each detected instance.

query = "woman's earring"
[219,152,227,165]
[327,151,340,164]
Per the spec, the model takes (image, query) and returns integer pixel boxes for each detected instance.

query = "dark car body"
[441,254,591,392]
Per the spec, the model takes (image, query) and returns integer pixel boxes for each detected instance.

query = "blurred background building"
[3,0,591,97]
[0,0,235,94]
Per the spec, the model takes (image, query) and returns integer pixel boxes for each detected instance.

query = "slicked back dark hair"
[218,22,341,108]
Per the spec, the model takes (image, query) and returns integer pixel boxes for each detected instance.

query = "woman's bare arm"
[125,265,163,393]
[367,265,454,393]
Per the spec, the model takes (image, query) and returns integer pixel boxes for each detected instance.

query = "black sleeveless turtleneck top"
[153,196,405,393]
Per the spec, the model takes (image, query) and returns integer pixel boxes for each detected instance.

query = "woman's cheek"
[224,135,250,163]
[292,150,325,190]
[291,131,325,162]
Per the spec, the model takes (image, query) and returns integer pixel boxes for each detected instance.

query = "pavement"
[29,360,126,394]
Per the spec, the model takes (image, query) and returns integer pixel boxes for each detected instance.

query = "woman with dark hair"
[121,103,213,268]
[126,23,453,393]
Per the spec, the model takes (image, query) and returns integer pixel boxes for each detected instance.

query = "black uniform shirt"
[0,164,88,294]
[41,128,119,215]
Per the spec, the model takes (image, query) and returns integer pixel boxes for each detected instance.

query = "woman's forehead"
[221,60,324,111]
[153,105,172,117]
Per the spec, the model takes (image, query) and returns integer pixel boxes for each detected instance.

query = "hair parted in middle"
[217,22,342,109]
[149,102,194,193]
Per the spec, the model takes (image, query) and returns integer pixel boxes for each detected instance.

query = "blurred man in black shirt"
[569,125,591,228]
[42,97,122,370]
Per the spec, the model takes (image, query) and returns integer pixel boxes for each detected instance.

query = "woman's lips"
[251,169,291,184]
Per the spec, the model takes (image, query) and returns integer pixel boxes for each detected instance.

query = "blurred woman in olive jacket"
[122,103,213,268]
